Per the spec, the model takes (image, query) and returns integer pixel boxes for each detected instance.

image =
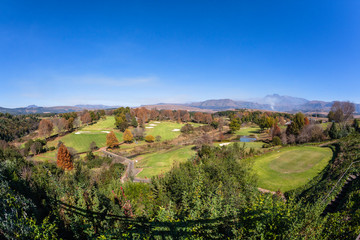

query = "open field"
[252,146,333,192]
[81,116,116,131]
[145,121,202,141]
[235,126,261,136]
[32,150,57,161]
[135,145,196,178]
[48,131,123,152]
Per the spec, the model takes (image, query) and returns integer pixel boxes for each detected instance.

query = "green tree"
[286,112,305,136]
[229,117,241,133]
[115,114,129,132]
[353,119,360,133]
[131,116,138,128]
[329,122,339,139]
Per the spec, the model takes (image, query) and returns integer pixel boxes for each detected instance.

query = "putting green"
[253,146,333,192]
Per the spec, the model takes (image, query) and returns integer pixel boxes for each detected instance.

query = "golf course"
[135,145,196,178]
[253,146,333,192]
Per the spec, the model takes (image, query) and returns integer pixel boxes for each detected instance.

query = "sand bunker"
[145,127,154,129]
[154,121,161,123]
[101,131,110,133]
[172,129,180,132]
[75,131,91,135]
[149,124,157,126]
[219,143,231,146]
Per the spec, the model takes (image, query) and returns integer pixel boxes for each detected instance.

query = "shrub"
[180,124,194,134]
[145,135,155,143]
[272,136,281,146]
[89,141,98,151]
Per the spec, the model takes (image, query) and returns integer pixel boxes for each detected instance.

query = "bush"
[145,135,155,143]
[272,136,282,146]
[86,155,112,169]
[180,124,194,134]
[89,141,98,151]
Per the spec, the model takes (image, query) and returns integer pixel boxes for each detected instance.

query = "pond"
[239,136,257,142]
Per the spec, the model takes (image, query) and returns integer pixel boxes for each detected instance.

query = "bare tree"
[53,118,68,133]
[38,119,54,137]
[329,101,355,124]
[81,112,92,125]
[132,127,145,141]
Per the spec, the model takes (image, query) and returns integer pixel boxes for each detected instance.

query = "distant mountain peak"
[26,105,39,108]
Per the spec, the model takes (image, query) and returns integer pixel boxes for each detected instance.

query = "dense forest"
[0,113,40,142]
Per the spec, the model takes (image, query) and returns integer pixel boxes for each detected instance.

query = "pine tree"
[57,144,73,170]
[106,131,120,148]
[123,129,134,143]
[329,122,339,139]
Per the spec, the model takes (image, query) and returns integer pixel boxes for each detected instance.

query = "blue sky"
[1,1,359,107]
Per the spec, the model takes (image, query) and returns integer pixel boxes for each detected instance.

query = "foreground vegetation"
[1,102,359,239]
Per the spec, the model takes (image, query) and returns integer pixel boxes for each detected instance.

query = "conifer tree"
[57,144,73,170]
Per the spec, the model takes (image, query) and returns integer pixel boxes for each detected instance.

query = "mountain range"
[0,94,359,114]
[153,94,360,113]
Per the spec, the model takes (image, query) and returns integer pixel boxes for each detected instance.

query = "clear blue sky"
[1,1,359,107]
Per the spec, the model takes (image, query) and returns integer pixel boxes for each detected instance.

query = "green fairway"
[81,116,116,131]
[235,126,261,136]
[145,121,201,141]
[32,150,57,162]
[135,145,196,178]
[253,146,333,192]
[48,131,123,153]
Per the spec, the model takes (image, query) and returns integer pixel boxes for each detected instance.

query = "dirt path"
[258,187,286,201]
[100,148,151,183]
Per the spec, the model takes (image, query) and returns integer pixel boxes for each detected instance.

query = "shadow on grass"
[58,201,242,238]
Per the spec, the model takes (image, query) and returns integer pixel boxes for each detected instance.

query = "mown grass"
[48,131,123,153]
[82,116,116,131]
[135,145,196,178]
[235,126,261,136]
[32,150,57,162]
[253,146,333,192]
[145,121,202,141]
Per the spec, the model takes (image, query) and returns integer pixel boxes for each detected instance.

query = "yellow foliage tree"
[145,135,155,143]
[123,129,134,143]
[106,131,119,148]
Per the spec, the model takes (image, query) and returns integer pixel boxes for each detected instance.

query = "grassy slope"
[253,146,333,192]
[48,116,123,152]
[135,145,196,178]
[145,121,202,141]
[235,126,261,136]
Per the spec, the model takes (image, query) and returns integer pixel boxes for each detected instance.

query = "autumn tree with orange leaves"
[106,131,119,148]
[57,144,73,170]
